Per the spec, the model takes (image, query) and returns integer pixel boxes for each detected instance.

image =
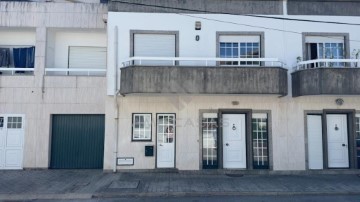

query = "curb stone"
[1,191,360,200]
[0,193,92,201]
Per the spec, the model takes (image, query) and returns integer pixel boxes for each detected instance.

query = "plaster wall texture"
[103,95,360,171]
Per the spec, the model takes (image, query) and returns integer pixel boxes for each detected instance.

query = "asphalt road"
[34,194,360,202]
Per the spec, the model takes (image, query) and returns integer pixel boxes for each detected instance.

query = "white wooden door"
[222,114,246,169]
[0,115,24,170]
[157,114,175,168]
[326,114,349,168]
[307,115,324,169]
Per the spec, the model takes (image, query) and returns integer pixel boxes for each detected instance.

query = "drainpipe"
[283,0,288,16]
[113,90,120,173]
[113,26,119,173]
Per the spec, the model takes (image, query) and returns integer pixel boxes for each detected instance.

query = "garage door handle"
[160,144,163,146]
[225,143,229,146]
[342,144,347,147]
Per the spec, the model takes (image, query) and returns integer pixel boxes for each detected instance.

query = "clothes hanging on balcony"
[13,46,35,68]
[0,48,10,67]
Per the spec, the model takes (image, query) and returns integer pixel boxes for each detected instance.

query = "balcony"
[292,59,360,97]
[119,57,288,96]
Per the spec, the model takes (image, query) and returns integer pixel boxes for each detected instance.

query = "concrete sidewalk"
[1,170,360,200]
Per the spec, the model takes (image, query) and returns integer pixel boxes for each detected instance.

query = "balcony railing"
[295,59,360,71]
[45,68,106,76]
[0,68,34,75]
[121,57,284,68]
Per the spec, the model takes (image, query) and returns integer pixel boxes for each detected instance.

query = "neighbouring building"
[1,0,360,173]
[0,0,108,169]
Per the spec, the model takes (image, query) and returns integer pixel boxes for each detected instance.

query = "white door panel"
[307,115,324,170]
[223,114,246,169]
[327,114,349,168]
[5,150,22,168]
[0,131,5,148]
[0,115,24,170]
[6,131,23,147]
[157,114,175,168]
[0,149,3,168]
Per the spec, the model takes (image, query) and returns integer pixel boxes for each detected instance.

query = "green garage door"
[50,114,105,169]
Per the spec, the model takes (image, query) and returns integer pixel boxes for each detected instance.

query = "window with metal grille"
[7,117,22,129]
[202,113,218,169]
[252,113,269,169]
[219,35,261,66]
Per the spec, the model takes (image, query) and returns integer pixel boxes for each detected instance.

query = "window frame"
[201,112,219,169]
[129,30,180,65]
[216,32,265,67]
[131,113,152,142]
[302,32,350,63]
[356,113,360,169]
[251,113,270,170]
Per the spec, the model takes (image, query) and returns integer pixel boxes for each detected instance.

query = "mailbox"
[145,145,154,157]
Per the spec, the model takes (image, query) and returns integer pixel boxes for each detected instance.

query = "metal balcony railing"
[295,59,360,71]
[121,57,284,68]
[0,68,34,75]
[45,68,106,76]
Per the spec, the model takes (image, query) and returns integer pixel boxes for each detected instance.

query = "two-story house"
[0,0,108,170]
[1,0,360,173]
[104,0,360,172]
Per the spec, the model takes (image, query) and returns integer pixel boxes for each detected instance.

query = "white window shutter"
[219,35,260,43]
[134,34,176,65]
[305,36,344,43]
[69,46,107,69]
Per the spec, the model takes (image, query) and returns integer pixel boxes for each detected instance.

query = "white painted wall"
[46,29,107,69]
[0,29,36,46]
[107,12,360,95]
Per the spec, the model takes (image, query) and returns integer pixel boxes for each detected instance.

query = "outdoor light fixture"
[335,124,339,131]
[335,98,344,106]
[195,21,201,30]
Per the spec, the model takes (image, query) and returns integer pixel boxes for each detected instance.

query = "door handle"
[342,144,347,147]
[160,144,163,146]
[225,143,229,146]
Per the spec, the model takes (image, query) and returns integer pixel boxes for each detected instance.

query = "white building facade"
[1,0,360,173]
[104,0,360,172]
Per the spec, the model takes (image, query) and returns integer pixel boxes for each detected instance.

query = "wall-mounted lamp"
[195,21,201,30]
[335,124,339,131]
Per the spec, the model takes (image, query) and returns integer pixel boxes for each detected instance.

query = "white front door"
[326,114,349,168]
[222,114,246,169]
[0,115,25,170]
[156,114,175,168]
